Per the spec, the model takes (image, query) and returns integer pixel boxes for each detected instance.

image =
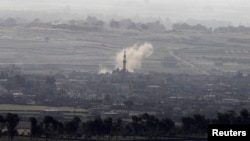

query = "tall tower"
[122,50,127,73]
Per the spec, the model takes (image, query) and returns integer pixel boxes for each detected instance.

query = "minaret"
[122,50,127,73]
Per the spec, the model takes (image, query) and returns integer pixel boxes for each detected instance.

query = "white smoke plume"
[116,42,154,72]
[98,65,112,74]
[98,42,154,74]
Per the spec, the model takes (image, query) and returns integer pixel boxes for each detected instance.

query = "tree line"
[0,109,250,140]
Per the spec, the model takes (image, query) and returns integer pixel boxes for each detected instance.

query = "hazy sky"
[1,0,250,25]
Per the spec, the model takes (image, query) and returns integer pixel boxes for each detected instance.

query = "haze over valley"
[1,1,250,140]
[1,20,250,75]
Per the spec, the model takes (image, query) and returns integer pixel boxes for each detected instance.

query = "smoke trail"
[98,42,154,74]
[115,42,154,72]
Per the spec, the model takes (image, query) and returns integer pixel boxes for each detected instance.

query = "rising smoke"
[98,42,154,74]
[98,64,111,74]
